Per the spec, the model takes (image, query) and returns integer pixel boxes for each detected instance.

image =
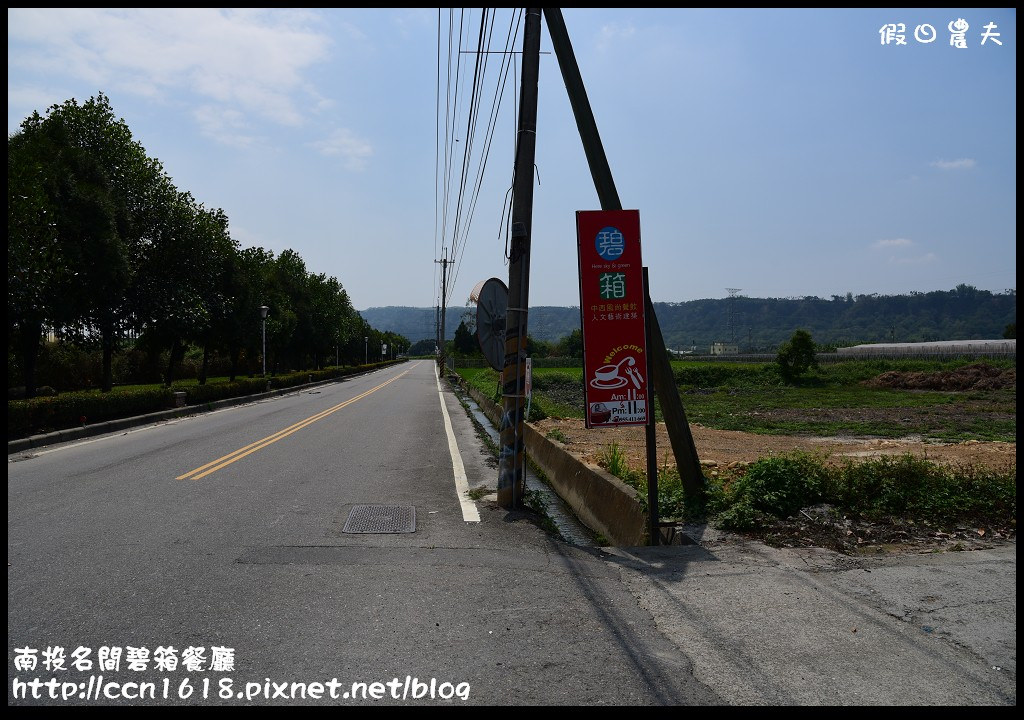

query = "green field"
[456,358,1016,443]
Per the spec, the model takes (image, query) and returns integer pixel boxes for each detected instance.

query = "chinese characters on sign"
[879,19,1003,47]
[576,210,647,428]
[9,643,473,702]
[12,645,236,672]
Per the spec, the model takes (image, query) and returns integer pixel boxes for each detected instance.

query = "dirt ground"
[492,363,1016,553]
[533,417,1018,474]
[536,363,1017,472]
[531,417,1016,554]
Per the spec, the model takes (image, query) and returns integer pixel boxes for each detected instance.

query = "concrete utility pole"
[544,7,705,501]
[497,7,542,510]
[436,254,452,370]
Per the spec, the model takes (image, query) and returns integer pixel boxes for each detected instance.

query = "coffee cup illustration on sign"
[589,356,642,390]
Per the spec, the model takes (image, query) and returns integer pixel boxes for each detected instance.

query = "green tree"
[1004,323,1016,339]
[215,246,275,380]
[300,272,359,369]
[8,125,61,397]
[525,335,551,358]
[453,320,478,356]
[8,99,130,395]
[9,93,170,394]
[555,328,583,358]
[186,205,238,384]
[407,338,435,356]
[133,187,237,386]
[776,329,818,383]
[379,330,409,360]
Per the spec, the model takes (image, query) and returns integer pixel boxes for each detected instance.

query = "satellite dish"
[474,277,508,371]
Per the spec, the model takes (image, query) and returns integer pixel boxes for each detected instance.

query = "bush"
[8,387,174,439]
[715,451,829,530]
[183,378,269,405]
[268,364,373,392]
[7,361,395,438]
[708,451,1016,532]
[672,362,778,388]
[835,455,1017,525]
[599,448,701,522]
[112,347,164,385]
[35,342,103,391]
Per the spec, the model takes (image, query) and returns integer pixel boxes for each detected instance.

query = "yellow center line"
[177,364,418,481]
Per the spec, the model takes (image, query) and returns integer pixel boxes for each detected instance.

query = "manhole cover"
[342,505,416,534]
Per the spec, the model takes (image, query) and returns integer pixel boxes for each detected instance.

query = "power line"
[434,9,524,320]
[448,10,521,298]
[446,8,489,281]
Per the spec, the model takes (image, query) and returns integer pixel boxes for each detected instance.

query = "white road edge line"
[435,366,481,523]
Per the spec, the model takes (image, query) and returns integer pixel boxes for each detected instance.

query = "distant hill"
[361,286,1016,351]
[359,305,580,345]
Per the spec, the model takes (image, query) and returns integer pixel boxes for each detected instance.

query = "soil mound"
[863,363,1015,391]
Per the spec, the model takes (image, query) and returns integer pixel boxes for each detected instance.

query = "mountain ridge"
[360,286,1016,350]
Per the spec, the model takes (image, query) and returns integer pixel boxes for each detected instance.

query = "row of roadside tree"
[9,93,405,398]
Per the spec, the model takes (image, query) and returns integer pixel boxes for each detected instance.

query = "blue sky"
[8,8,1017,312]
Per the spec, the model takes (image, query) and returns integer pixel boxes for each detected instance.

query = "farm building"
[836,339,1015,358]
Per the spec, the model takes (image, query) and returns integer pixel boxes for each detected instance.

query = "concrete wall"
[463,382,647,546]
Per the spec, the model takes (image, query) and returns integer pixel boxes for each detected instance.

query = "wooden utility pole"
[544,7,705,500]
[497,8,542,510]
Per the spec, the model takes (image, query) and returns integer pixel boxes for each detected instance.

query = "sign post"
[525,357,533,424]
[577,209,648,428]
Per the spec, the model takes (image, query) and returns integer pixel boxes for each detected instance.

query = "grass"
[546,428,569,444]
[460,358,1016,545]
[467,487,492,501]
[599,442,634,481]
[710,450,1016,533]
[461,359,1016,545]
[597,444,1016,536]
[457,359,1016,443]
[598,443,689,521]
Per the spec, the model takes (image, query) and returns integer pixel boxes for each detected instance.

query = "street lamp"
[364,336,368,365]
[259,305,269,376]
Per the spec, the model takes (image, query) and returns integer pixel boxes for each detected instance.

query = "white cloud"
[930,158,977,170]
[7,86,65,117]
[193,105,261,149]
[872,238,913,249]
[310,128,374,171]
[871,238,935,264]
[596,22,636,53]
[890,253,938,265]
[391,8,435,38]
[7,8,331,136]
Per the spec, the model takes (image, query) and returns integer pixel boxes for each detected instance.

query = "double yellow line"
[177,365,416,481]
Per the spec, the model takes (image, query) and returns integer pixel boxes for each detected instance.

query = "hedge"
[8,387,174,439]
[181,377,269,405]
[9,361,404,440]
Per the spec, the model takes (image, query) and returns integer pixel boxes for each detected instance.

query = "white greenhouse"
[836,339,1015,357]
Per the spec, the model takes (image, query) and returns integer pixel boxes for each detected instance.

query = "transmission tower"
[726,288,741,344]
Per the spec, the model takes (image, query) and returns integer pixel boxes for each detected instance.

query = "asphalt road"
[8,360,1016,705]
[8,361,721,706]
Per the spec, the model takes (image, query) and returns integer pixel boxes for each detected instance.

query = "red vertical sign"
[576,210,648,428]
